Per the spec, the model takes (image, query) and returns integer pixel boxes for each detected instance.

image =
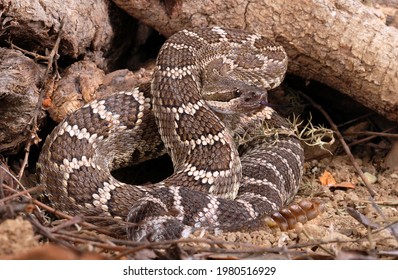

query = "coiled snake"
[38,27,322,241]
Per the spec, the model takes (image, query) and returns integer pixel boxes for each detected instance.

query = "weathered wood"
[0,0,135,71]
[46,61,154,122]
[0,48,45,153]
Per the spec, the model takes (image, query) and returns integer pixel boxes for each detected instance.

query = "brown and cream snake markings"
[38,27,323,241]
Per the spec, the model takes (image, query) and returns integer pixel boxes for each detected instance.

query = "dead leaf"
[333,181,356,189]
[319,171,356,190]
[319,171,336,186]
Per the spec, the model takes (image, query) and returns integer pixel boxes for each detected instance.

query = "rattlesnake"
[38,27,322,241]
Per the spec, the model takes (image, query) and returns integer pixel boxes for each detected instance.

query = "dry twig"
[11,22,64,180]
[344,129,398,138]
[347,127,397,147]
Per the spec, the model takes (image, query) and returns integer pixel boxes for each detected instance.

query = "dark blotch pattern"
[39,27,312,241]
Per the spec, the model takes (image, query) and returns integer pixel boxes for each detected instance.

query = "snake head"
[204,82,268,115]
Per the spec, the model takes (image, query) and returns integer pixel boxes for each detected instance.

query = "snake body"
[38,27,318,241]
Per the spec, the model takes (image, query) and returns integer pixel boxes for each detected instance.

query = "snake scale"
[38,27,322,241]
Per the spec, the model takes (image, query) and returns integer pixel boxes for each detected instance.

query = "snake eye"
[233,89,241,98]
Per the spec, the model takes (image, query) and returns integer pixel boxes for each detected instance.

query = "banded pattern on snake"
[38,27,322,241]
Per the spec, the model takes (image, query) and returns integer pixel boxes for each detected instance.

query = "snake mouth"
[259,92,269,106]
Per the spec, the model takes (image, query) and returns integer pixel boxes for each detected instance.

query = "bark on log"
[46,61,105,123]
[112,0,398,122]
[0,48,45,153]
[0,0,136,71]
[47,61,154,122]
